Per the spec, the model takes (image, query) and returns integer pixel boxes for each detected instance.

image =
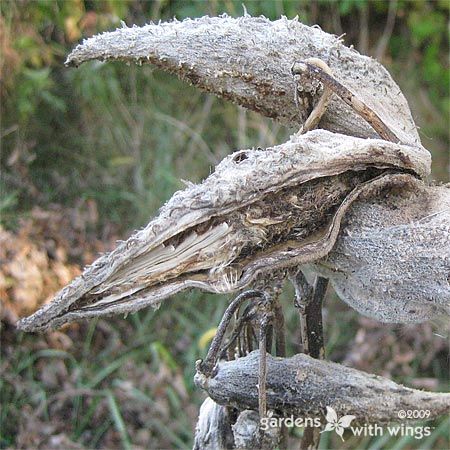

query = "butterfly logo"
[321,406,356,441]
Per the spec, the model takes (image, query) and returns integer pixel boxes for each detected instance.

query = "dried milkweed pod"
[311,179,450,323]
[64,15,420,146]
[17,16,449,332]
[195,351,450,424]
[18,129,444,331]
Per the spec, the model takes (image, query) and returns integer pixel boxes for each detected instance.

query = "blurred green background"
[1,1,449,449]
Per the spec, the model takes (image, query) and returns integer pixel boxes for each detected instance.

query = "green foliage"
[407,7,449,113]
[17,68,66,120]
[338,0,367,15]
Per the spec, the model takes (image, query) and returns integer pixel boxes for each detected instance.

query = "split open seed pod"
[17,16,449,331]
[18,129,441,331]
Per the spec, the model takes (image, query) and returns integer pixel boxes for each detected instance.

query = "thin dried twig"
[197,290,267,377]
[292,60,399,142]
[296,58,334,134]
[258,314,270,421]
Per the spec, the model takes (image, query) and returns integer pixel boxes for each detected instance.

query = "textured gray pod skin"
[64,15,420,146]
[311,179,450,323]
[195,351,450,423]
[17,16,449,332]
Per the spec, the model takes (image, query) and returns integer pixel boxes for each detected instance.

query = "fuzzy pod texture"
[17,130,432,331]
[311,179,450,323]
[65,15,420,146]
[18,16,449,332]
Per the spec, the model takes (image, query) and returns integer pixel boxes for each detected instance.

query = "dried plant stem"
[197,290,267,377]
[258,317,269,421]
[273,294,286,357]
[305,277,327,360]
[297,58,334,134]
[292,271,328,450]
[292,60,399,143]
